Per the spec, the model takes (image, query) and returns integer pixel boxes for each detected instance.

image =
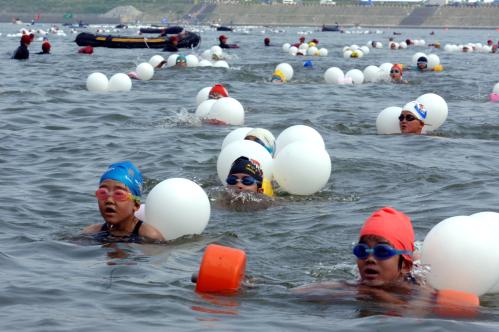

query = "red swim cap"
[209,84,229,98]
[219,35,228,41]
[391,64,403,73]
[170,36,178,42]
[21,34,31,44]
[359,207,414,263]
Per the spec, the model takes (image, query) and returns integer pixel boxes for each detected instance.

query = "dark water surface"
[1,23,498,331]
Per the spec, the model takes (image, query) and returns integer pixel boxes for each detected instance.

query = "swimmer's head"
[170,35,178,44]
[175,54,187,67]
[227,156,263,193]
[299,36,305,43]
[264,37,270,46]
[417,56,428,70]
[209,84,229,99]
[487,39,493,46]
[399,101,427,134]
[100,161,143,198]
[271,69,286,83]
[244,128,275,156]
[219,35,228,42]
[21,34,31,45]
[390,64,403,80]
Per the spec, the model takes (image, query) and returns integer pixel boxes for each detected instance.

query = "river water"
[1,23,498,331]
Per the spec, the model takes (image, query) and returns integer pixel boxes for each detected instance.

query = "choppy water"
[1,23,498,331]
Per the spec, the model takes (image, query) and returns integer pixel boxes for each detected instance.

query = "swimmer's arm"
[82,223,102,234]
[140,224,165,242]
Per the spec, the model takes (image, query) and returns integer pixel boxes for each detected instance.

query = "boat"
[217,26,233,32]
[75,31,200,49]
[321,24,341,32]
[139,26,184,34]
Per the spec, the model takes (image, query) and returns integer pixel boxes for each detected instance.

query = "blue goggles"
[353,243,412,260]
[226,174,259,186]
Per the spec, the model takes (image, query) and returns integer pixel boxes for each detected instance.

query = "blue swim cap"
[99,161,143,197]
[304,60,313,68]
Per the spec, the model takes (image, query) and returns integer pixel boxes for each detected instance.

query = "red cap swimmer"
[219,35,228,42]
[209,84,229,99]
[359,207,415,264]
[21,34,32,45]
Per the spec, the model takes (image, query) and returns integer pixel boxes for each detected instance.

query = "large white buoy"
[86,72,108,92]
[195,99,217,118]
[221,127,254,150]
[416,93,448,132]
[282,43,291,52]
[363,65,380,83]
[213,60,230,68]
[196,86,212,106]
[276,63,294,81]
[345,69,364,84]
[148,55,165,68]
[319,48,328,57]
[198,59,213,67]
[166,54,179,67]
[273,142,331,195]
[136,62,154,81]
[186,54,199,67]
[324,67,344,84]
[108,73,132,92]
[207,97,244,125]
[427,54,440,69]
[275,125,325,156]
[376,106,402,135]
[494,82,499,94]
[145,178,210,241]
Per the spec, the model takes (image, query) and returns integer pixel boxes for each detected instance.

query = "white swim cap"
[245,128,275,155]
[402,101,428,122]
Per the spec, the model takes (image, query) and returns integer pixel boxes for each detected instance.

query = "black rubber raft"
[75,31,200,49]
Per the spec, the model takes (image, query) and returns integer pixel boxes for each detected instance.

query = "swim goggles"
[226,174,260,186]
[398,114,417,122]
[353,243,412,260]
[95,188,139,202]
[390,69,401,74]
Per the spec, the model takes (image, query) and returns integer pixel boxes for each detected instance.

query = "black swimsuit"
[96,220,143,242]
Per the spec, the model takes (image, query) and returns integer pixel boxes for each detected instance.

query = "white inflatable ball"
[134,203,146,221]
[108,73,132,92]
[207,97,244,125]
[444,44,453,52]
[399,41,407,49]
[363,65,381,83]
[282,43,291,52]
[196,86,212,106]
[324,67,345,84]
[356,50,364,58]
[148,55,165,68]
[166,54,179,67]
[275,125,325,156]
[299,43,309,50]
[213,60,230,68]
[360,46,370,55]
[217,139,273,184]
[307,46,318,56]
[136,62,154,81]
[420,39,426,46]
[145,178,210,241]
[343,50,353,59]
[416,93,448,132]
[350,44,360,51]
[366,40,372,47]
[375,42,382,48]
[494,82,499,94]
[342,46,352,53]
[412,52,427,67]
[221,127,254,150]
[345,69,364,85]
[86,72,108,92]
[273,142,331,195]
[289,46,298,56]
[186,54,199,67]
[379,62,393,73]
[319,48,328,57]
[427,54,440,69]
[276,63,294,81]
[202,49,213,60]
[211,45,223,57]
[376,106,402,134]
[198,59,213,67]
[195,99,217,118]
[377,69,391,82]
[421,215,499,296]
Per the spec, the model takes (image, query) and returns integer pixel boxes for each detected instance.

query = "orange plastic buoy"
[434,289,480,318]
[194,244,246,294]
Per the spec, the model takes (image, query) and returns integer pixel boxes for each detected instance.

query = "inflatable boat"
[75,31,200,49]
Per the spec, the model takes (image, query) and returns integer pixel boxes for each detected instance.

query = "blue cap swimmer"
[175,54,187,67]
[303,60,313,68]
[100,161,143,197]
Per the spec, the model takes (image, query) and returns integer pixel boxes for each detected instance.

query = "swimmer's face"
[209,92,224,99]
[226,173,262,194]
[176,58,187,67]
[390,68,402,80]
[97,180,140,226]
[417,62,427,70]
[399,111,424,134]
[356,235,410,287]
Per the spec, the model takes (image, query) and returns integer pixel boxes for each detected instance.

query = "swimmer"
[175,54,187,68]
[226,156,264,194]
[78,45,93,54]
[219,35,239,49]
[12,34,31,60]
[271,69,286,83]
[39,36,51,54]
[292,36,306,48]
[163,35,179,52]
[208,84,229,99]
[399,101,427,135]
[83,161,165,242]
[264,37,270,47]
[244,128,275,156]
[390,64,408,84]
[416,56,429,71]
[390,42,397,50]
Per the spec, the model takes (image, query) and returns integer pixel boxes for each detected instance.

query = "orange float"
[193,244,246,294]
[434,289,480,318]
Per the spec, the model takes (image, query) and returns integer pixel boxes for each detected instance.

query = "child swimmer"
[83,161,165,242]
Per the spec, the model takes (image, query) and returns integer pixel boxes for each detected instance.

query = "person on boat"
[226,156,264,194]
[163,35,179,52]
[264,37,270,47]
[390,64,408,84]
[175,54,187,68]
[244,128,275,156]
[83,161,164,242]
[219,35,239,49]
[38,36,51,54]
[208,84,229,99]
[399,101,427,135]
[271,69,286,84]
[12,34,31,60]
[78,45,93,54]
